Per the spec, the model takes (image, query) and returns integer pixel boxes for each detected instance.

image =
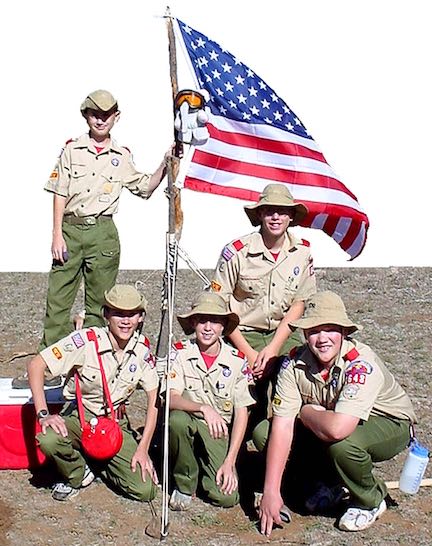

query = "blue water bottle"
[399,440,429,494]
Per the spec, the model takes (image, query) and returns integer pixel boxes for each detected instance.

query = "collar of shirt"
[188,338,234,375]
[248,231,302,260]
[96,327,141,357]
[71,133,124,156]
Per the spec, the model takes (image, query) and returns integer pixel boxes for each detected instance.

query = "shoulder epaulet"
[142,336,150,348]
[300,239,310,247]
[343,348,360,362]
[232,239,244,252]
[232,348,245,359]
[65,138,75,145]
[174,341,186,350]
[122,146,131,153]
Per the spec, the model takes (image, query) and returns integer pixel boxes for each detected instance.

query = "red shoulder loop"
[343,348,360,362]
[143,336,150,348]
[65,138,74,145]
[233,349,245,359]
[232,239,244,251]
[174,341,185,350]
[289,346,298,359]
[122,146,131,153]
[300,239,310,247]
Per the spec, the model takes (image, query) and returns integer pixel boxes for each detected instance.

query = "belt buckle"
[84,216,96,226]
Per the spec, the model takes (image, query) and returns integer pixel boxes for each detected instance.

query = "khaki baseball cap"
[244,183,308,227]
[80,89,118,113]
[177,292,239,336]
[289,291,362,335]
[104,284,147,312]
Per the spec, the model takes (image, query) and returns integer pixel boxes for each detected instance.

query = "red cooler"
[0,378,64,469]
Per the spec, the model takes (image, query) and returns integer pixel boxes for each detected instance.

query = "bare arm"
[300,404,359,442]
[145,146,174,196]
[259,416,295,537]
[169,390,228,439]
[216,406,249,495]
[254,300,305,376]
[27,354,68,437]
[227,327,258,367]
[51,194,68,264]
[131,387,159,484]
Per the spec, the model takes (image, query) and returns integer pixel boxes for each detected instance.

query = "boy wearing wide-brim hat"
[27,284,160,503]
[166,292,255,510]
[258,291,416,536]
[38,89,171,354]
[211,183,316,430]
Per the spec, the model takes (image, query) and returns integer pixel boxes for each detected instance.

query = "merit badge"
[222,367,232,377]
[293,266,300,276]
[52,347,62,360]
[72,332,85,348]
[129,363,137,373]
[111,158,119,166]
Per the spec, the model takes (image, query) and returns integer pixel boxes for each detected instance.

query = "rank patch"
[223,400,233,411]
[72,333,85,348]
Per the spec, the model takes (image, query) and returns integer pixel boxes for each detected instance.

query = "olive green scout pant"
[169,410,239,507]
[39,217,120,350]
[252,415,410,509]
[242,329,303,430]
[37,404,157,502]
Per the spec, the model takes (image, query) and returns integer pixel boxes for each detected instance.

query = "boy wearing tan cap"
[27,284,159,502]
[166,292,255,510]
[40,89,170,350]
[258,291,416,536]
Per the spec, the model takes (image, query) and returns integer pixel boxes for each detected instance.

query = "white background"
[1,0,430,272]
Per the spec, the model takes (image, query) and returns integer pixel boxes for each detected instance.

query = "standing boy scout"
[166,292,255,510]
[27,284,160,502]
[211,183,316,427]
[40,89,169,350]
[259,291,416,536]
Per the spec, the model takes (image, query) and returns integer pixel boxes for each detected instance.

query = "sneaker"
[52,482,80,501]
[169,489,192,511]
[81,465,95,488]
[305,483,350,514]
[339,499,387,531]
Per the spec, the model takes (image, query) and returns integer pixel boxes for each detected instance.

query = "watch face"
[37,409,49,419]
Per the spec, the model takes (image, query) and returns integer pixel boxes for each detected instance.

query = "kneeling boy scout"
[166,292,255,510]
[258,291,416,536]
[27,284,159,502]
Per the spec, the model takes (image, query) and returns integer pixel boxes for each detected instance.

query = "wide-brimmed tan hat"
[289,291,362,335]
[80,89,118,113]
[104,284,147,312]
[244,183,308,227]
[177,292,239,336]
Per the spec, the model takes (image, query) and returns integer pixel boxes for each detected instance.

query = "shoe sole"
[339,501,387,531]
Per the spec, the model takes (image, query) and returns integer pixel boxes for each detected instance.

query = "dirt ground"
[0,267,431,546]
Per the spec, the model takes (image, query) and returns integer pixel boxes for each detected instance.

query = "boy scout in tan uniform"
[211,183,316,427]
[166,292,255,510]
[258,291,416,536]
[40,89,169,350]
[27,284,160,502]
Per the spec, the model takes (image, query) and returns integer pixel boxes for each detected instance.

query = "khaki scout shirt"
[273,339,416,423]
[41,326,159,415]
[167,339,256,424]
[44,133,151,217]
[212,231,316,332]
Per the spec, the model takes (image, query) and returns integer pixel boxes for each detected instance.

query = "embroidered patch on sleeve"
[72,333,85,348]
[211,280,222,292]
[222,246,234,261]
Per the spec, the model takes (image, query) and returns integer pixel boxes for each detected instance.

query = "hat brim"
[289,317,362,335]
[244,202,308,227]
[177,311,239,336]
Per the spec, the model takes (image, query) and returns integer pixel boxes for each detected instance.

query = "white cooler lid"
[0,377,65,405]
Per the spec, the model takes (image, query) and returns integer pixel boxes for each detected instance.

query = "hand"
[259,491,284,537]
[252,346,279,379]
[216,460,238,496]
[39,414,68,437]
[200,405,228,439]
[131,449,159,485]
[51,233,68,264]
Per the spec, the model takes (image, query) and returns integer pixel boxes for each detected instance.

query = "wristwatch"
[37,409,50,421]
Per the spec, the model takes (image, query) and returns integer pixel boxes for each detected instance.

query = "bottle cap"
[411,441,429,458]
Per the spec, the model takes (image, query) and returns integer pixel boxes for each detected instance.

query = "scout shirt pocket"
[69,164,88,194]
[78,363,103,395]
[212,390,234,423]
[183,375,203,402]
[233,275,264,302]
[99,173,122,204]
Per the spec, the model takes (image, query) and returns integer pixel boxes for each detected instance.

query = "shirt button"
[271,301,274,305]
[272,283,276,287]
[204,390,208,394]
[87,189,90,192]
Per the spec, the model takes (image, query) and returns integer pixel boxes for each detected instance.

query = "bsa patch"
[222,246,234,261]
[211,280,222,293]
[72,333,85,348]
[341,384,360,400]
[273,395,282,406]
[52,347,62,360]
[111,158,119,166]
[129,363,138,373]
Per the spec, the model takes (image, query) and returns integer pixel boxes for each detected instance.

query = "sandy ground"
[0,267,431,546]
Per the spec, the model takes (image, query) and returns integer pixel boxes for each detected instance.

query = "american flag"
[173,19,369,260]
